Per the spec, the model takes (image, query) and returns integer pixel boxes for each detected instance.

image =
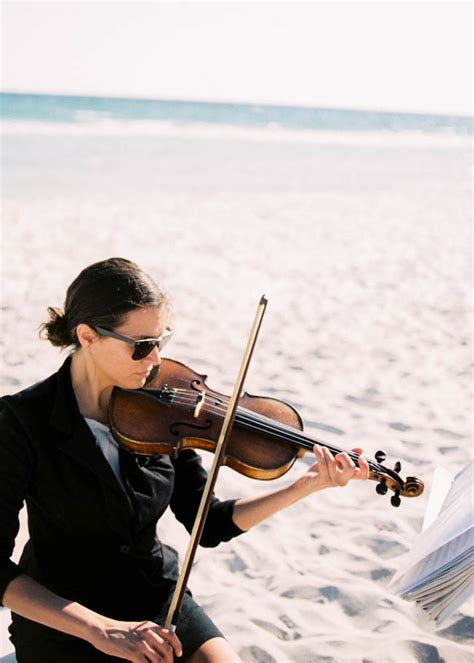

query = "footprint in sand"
[370,567,393,582]
[227,552,247,573]
[281,585,326,601]
[388,422,412,432]
[357,535,409,559]
[339,596,364,617]
[345,394,382,409]
[438,446,459,455]
[402,439,422,448]
[438,616,474,644]
[279,614,297,629]
[433,428,466,440]
[373,620,393,634]
[239,645,277,663]
[407,641,444,663]
[281,584,350,610]
[251,618,295,641]
[319,586,341,601]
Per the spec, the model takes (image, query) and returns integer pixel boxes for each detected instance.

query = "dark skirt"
[9,591,223,662]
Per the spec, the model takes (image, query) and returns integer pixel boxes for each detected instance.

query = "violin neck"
[234,407,378,473]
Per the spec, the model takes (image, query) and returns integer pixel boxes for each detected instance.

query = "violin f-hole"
[170,420,213,436]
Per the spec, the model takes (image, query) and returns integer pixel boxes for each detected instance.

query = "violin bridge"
[193,391,206,418]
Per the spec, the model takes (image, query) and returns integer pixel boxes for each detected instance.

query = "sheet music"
[390,530,472,592]
[434,580,474,623]
[389,462,473,625]
[422,467,454,532]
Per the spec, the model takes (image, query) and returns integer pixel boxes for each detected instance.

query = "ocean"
[1,92,472,200]
[2,92,472,134]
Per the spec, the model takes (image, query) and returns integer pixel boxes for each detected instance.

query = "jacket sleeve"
[0,400,36,606]
[170,450,245,548]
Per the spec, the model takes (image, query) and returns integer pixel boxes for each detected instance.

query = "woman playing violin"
[0,257,370,663]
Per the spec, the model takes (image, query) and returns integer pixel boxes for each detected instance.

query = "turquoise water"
[1,92,472,134]
[2,93,471,202]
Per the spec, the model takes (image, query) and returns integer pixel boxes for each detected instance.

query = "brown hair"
[40,257,169,349]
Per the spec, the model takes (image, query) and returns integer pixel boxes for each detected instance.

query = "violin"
[109,358,424,507]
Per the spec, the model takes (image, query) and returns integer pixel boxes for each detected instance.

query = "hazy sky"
[2,2,472,115]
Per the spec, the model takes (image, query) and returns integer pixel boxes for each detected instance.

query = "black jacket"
[0,355,243,619]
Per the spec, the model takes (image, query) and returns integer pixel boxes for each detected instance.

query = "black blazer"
[0,355,243,619]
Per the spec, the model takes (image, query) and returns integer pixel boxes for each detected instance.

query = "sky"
[1,1,472,115]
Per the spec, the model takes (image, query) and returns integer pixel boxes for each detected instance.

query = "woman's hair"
[40,257,169,349]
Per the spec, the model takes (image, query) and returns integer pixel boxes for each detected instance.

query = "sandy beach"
[1,122,472,662]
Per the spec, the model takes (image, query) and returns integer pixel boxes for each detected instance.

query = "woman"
[0,257,370,663]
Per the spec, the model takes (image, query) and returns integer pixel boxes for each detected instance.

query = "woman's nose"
[147,346,161,365]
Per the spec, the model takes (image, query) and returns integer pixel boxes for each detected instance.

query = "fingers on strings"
[313,444,369,482]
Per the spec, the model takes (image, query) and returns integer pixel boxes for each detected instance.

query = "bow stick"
[164,295,268,632]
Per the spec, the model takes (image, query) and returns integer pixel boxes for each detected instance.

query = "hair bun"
[39,307,72,347]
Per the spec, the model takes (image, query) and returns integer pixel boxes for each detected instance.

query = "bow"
[164,295,268,631]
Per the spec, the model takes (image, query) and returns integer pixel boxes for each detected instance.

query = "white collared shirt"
[84,417,127,492]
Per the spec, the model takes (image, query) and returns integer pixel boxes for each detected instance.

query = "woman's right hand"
[90,618,182,662]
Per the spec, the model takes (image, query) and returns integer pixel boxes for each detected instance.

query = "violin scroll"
[369,451,424,507]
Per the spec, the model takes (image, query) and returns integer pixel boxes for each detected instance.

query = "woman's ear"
[75,323,97,350]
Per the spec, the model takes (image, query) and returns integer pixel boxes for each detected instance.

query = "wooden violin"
[109,358,424,507]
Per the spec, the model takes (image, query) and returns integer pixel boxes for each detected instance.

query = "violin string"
[148,385,384,474]
[161,389,381,471]
[188,402,378,473]
[157,388,383,473]
[227,410,380,474]
[170,391,317,451]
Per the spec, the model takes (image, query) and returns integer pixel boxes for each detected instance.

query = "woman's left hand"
[298,444,370,494]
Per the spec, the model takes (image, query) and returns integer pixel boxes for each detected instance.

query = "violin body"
[110,358,305,480]
[109,358,424,504]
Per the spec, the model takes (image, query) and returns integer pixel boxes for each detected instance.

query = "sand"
[1,131,472,662]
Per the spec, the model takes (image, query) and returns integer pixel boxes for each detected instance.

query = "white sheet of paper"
[422,466,454,532]
[389,463,474,624]
[390,463,473,586]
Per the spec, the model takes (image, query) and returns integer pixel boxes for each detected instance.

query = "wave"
[1,118,471,147]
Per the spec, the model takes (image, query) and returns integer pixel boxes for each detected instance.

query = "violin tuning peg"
[375,450,386,463]
[394,461,402,473]
[376,478,388,495]
[391,490,401,507]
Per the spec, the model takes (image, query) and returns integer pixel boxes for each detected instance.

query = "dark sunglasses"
[91,325,173,360]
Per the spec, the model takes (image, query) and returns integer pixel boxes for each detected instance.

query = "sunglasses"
[91,325,173,360]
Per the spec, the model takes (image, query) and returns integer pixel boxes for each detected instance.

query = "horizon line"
[2,89,472,120]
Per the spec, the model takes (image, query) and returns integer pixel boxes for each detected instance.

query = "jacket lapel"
[50,354,135,504]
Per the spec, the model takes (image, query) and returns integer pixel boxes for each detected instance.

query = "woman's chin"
[111,372,151,390]
[134,372,151,384]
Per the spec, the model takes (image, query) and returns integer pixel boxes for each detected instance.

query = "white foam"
[1,118,471,147]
